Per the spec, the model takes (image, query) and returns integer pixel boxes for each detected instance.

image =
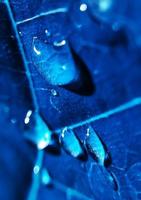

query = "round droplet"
[33,165,40,175]
[80,3,88,12]
[45,29,51,37]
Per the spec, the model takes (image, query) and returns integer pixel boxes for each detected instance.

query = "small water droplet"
[45,29,51,37]
[33,165,40,175]
[53,39,66,47]
[51,89,58,96]
[41,169,51,186]
[60,128,85,159]
[19,31,23,36]
[85,126,108,165]
[11,118,17,124]
[24,110,32,124]
[80,3,88,12]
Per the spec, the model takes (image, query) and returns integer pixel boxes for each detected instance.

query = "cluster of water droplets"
[60,125,109,164]
[59,125,119,193]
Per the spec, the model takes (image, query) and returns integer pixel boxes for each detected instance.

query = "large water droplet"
[25,113,52,150]
[85,126,109,165]
[60,128,85,159]
[32,37,79,87]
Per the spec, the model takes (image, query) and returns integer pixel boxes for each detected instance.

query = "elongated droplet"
[86,126,108,165]
[60,128,84,158]
[25,113,52,150]
[32,37,79,86]
[41,168,51,186]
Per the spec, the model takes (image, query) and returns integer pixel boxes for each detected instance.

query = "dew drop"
[25,114,52,150]
[33,165,40,175]
[24,110,32,124]
[33,37,41,55]
[11,118,17,124]
[41,169,51,186]
[80,3,88,12]
[53,39,66,47]
[60,128,85,158]
[85,126,108,165]
[45,29,51,37]
[51,89,58,96]
[32,38,79,86]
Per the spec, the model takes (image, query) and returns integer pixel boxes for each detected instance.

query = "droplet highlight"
[25,113,52,150]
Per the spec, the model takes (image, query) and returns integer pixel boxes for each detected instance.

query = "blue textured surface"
[0,0,141,200]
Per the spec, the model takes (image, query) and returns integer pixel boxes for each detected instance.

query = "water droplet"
[53,39,66,47]
[25,114,52,150]
[51,89,58,96]
[18,31,23,36]
[28,150,44,200]
[41,169,51,186]
[99,0,112,12]
[85,126,108,165]
[11,118,17,124]
[45,29,51,37]
[60,128,85,158]
[80,3,88,12]
[33,165,40,175]
[24,110,32,124]
[32,38,79,86]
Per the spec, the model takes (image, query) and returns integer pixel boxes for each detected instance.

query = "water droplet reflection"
[25,113,52,150]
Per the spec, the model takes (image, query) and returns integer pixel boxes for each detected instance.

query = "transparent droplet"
[53,39,66,47]
[24,110,32,124]
[33,165,40,175]
[80,3,88,12]
[51,89,58,96]
[32,38,79,86]
[41,169,51,186]
[25,113,52,150]
[98,0,112,12]
[45,29,51,37]
[60,128,84,158]
[85,126,108,165]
